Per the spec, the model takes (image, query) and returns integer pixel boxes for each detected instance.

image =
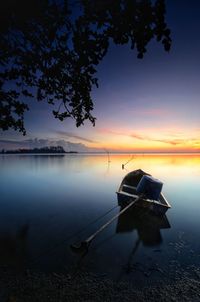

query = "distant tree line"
[0,146,78,154]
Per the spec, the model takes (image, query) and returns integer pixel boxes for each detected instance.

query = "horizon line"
[1,151,200,155]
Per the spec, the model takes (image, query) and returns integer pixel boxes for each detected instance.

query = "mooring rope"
[30,203,119,265]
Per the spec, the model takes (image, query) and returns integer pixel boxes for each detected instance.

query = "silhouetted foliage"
[0,0,171,135]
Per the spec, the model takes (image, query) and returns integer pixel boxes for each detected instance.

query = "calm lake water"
[0,154,200,284]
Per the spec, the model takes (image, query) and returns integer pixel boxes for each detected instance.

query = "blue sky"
[1,0,200,152]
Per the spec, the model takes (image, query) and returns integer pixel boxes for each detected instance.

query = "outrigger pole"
[70,195,141,254]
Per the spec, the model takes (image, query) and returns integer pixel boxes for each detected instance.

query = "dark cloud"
[0,138,93,152]
[0,139,23,145]
[130,133,147,140]
[54,130,98,144]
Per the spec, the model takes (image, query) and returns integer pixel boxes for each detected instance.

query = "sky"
[1,0,200,152]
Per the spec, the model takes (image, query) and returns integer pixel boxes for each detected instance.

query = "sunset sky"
[1,0,200,153]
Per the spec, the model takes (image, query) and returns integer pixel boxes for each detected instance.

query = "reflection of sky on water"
[0,154,200,282]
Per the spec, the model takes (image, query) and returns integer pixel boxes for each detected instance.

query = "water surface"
[0,154,200,284]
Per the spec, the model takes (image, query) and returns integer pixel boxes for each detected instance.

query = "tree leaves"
[0,0,171,134]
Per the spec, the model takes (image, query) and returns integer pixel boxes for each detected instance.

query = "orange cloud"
[100,129,187,146]
[97,127,200,152]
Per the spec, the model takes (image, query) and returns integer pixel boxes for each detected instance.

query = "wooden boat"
[116,169,171,215]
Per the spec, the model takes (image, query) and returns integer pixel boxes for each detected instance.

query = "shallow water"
[0,154,200,283]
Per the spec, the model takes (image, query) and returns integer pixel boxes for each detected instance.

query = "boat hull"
[117,169,171,216]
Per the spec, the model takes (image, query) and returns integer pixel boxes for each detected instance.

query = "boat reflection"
[116,206,170,278]
[116,206,170,246]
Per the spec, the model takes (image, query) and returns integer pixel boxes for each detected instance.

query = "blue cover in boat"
[136,175,163,200]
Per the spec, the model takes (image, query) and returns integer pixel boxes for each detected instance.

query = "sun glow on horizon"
[84,126,200,153]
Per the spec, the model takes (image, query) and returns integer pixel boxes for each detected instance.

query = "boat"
[116,169,171,215]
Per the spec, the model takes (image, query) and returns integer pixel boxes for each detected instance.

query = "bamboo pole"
[70,196,141,253]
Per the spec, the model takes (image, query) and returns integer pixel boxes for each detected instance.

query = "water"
[0,154,200,283]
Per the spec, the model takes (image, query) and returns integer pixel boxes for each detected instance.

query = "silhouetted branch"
[0,0,171,134]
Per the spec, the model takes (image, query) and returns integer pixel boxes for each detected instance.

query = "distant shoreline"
[1,145,200,155]
[0,151,78,154]
[0,151,200,155]
[0,146,78,154]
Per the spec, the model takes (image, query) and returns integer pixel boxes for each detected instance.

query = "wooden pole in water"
[104,148,111,163]
[122,155,134,169]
